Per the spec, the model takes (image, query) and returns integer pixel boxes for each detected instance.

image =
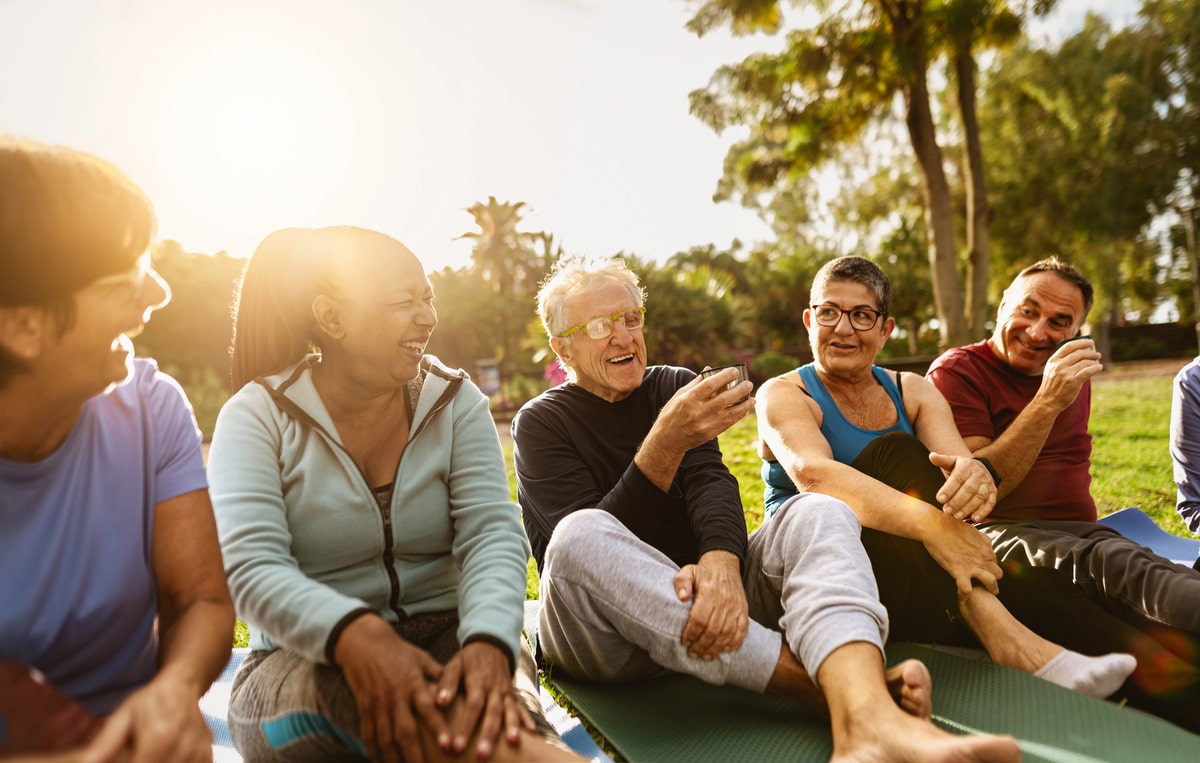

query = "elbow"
[789,459,832,496]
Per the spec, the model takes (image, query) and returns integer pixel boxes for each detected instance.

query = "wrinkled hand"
[675,551,749,660]
[1039,338,1102,410]
[81,674,210,763]
[652,369,754,456]
[929,453,997,522]
[921,518,1002,596]
[337,619,446,763]
[436,642,534,761]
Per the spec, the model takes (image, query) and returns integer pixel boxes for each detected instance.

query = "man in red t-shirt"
[928,258,1200,644]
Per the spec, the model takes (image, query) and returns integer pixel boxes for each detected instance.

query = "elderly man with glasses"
[511,254,1019,761]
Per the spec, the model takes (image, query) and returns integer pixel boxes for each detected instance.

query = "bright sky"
[1,0,1141,272]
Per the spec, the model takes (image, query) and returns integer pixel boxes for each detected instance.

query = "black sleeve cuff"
[463,633,517,674]
[325,607,376,665]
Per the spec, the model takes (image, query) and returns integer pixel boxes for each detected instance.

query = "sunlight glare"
[147,26,357,241]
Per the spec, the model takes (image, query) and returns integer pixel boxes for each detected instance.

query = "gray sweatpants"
[538,494,888,691]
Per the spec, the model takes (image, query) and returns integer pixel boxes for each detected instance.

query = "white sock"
[1034,650,1137,699]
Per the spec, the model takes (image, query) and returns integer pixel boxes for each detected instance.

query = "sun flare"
[146,24,361,244]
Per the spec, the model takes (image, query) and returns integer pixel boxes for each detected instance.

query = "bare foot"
[833,708,1020,763]
[885,659,932,719]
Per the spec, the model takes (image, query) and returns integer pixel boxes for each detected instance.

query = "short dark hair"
[1015,257,1094,318]
[809,255,892,316]
[0,138,155,384]
[230,226,404,390]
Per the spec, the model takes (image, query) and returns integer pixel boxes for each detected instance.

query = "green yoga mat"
[525,603,1200,762]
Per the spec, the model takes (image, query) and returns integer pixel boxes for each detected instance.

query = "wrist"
[973,456,1002,487]
[331,611,390,666]
[913,502,957,540]
[151,662,208,700]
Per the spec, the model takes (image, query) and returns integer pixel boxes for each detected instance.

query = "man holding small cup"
[510,254,1019,761]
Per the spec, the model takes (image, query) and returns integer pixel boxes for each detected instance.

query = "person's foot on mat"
[832,705,1020,763]
[1034,650,1138,699]
[885,659,932,719]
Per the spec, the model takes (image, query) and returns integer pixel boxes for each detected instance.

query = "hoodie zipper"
[262,358,465,621]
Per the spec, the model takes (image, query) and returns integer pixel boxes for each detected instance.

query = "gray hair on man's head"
[1014,257,1094,318]
[536,254,644,339]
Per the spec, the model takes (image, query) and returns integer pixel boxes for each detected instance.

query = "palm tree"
[458,197,536,378]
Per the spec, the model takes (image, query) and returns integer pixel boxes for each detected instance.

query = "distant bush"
[163,364,230,440]
[751,351,801,384]
[1112,336,1170,362]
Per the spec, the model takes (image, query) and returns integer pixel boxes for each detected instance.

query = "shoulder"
[103,359,198,434]
[927,341,992,381]
[419,354,478,404]
[900,371,943,407]
[119,358,188,405]
[1177,357,1200,387]
[649,365,695,387]
[759,368,804,400]
[513,383,578,438]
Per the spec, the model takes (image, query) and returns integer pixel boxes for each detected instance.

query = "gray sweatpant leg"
[539,497,887,692]
[744,492,889,684]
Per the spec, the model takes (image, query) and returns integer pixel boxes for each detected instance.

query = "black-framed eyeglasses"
[810,304,884,331]
[560,307,646,340]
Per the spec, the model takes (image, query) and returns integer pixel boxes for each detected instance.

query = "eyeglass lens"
[813,306,878,330]
[586,309,644,340]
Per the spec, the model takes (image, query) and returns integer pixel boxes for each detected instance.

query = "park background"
[5,1,1199,530]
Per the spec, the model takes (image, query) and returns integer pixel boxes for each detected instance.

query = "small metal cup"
[1055,334,1092,350]
[700,362,750,404]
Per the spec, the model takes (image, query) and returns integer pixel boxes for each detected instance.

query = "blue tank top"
[762,364,913,517]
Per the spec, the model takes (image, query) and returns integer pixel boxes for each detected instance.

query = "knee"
[544,509,620,579]
[855,431,928,471]
[774,493,861,536]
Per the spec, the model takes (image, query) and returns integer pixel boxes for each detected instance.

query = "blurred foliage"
[134,240,244,391]
[133,1,1200,437]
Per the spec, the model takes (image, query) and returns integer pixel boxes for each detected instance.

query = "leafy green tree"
[457,197,540,378]
[1142,0,1200,342]
[686,0,1071,346]
[930,0,1051,336]
[134,240,244,388]
[980,13,1180,324]
[688,0,970,347]
[426,264,501,376]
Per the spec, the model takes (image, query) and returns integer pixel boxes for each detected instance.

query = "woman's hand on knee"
[335,615,447,763]
[437,641,534,761]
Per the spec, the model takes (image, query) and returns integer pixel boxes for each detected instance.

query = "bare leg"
[959,588,1135,698]
[821,642,1021,763]
[764,644,934,721]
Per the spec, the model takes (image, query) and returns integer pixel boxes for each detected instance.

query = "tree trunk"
[906,317,921,355]
[887,1,967,350]
[955,39,992,342]
[1181,201,1200,351]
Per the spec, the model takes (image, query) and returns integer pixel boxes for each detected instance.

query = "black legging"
[852,431,1200,732]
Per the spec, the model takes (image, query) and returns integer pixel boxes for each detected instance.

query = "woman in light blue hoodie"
[208,227,578,763]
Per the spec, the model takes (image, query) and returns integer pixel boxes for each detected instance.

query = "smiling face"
[323,240,438,391]
[37,254,171,399]
[988,271,1085,376]
[551,279,646,402]
[805,279,894,379]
